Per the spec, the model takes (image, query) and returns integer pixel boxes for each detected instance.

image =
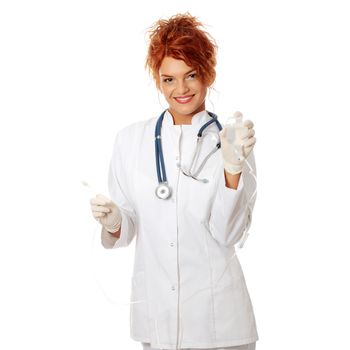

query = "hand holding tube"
[90,194,122,233]
[219,111,256,175]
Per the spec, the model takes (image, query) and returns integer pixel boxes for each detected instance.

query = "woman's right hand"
[90,194,122,233]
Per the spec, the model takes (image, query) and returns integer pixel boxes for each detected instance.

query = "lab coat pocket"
[214,261,257,341]
[130,271,150,338]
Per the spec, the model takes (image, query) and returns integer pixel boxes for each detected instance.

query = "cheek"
[162,87,174,99]
[199,86,207,98]
[163,92,172,101]
[192,82,206,94]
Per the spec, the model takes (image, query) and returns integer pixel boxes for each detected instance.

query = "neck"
[173,117,192,125]
[169,104,206,125]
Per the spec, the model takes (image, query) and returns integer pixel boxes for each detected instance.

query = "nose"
[175,80,190,95]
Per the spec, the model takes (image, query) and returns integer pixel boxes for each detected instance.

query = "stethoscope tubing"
[155,109,222,185]
[155,110,168,184]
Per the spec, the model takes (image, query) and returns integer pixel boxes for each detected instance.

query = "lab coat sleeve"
[101,130,138,249]
[208,150,257,247]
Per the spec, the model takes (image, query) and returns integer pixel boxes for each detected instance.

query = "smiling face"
[159,56,208,124]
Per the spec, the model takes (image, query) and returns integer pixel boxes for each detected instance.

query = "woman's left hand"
[219,118,256,175]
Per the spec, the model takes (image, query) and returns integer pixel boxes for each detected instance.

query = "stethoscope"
[155,109,223,199]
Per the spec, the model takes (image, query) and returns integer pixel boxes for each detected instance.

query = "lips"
[174,94,194,104]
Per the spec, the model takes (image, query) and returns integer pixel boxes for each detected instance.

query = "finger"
[243,137,256,148]
[90,197,107,206]
[93,212,106,218]
[90,194,111,206]
[243,119,254,129]
[96,193,112,202]
[91,205,111,213]
[240,128,255,140]
[233,111,243,119]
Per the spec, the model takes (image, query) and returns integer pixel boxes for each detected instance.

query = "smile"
[174,95,194,104]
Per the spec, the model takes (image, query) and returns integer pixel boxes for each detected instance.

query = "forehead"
[159,56,194,76]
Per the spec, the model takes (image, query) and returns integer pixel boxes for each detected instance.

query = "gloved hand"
[219,113,256,175]
[90,194,122,233]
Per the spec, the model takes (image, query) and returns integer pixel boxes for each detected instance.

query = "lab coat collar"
[163,109,212,127]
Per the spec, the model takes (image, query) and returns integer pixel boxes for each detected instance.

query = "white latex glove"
[219,114,256,175]
[90,194,122,233]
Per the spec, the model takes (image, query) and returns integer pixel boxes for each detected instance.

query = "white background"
[1,0,349,349]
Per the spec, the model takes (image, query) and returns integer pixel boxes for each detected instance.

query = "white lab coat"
[101,109,259,349]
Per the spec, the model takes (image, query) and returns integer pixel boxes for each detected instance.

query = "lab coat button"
[170,242,174,247]
[171,285,176,291]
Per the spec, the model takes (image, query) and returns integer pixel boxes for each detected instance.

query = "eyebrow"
[160,69,196,77]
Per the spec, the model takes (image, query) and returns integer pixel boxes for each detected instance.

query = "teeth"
[176,96,193,101]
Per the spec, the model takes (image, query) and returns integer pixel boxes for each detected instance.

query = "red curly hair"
[144,12,218,91]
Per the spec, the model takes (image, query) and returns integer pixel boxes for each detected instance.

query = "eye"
[163,78,173,83]
[188,73,196,79]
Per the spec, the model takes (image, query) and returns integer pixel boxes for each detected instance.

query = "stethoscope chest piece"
[155,182,172,199]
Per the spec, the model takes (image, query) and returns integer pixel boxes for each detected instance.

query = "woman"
[90,12,258,350]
